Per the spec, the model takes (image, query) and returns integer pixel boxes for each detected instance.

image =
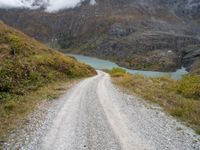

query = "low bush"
[176,75,200,99]
[111,67,127,77]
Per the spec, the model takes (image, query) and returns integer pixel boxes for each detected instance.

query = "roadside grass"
[0,78,79,143]
[0,53,95,95]
[110,67,127,77]
[109,68,200,134]
[0,21,96,144]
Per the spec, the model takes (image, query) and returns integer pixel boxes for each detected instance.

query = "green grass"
[110,67,127,77]
[176,75,200,99]
[0,21,96,143]
[110,68,200,134]
[0,21,96,94]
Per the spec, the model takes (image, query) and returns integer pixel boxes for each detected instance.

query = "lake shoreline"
[66,53,188,80]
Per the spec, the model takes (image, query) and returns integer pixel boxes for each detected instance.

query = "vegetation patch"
[110,67,127,77]
[110,68,200,134]
[0,79,78,144]
[0,21,96,143]
[177,75,200,99]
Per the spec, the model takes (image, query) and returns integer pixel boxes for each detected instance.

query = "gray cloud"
[0,0,96,12]
[0,0,27,8]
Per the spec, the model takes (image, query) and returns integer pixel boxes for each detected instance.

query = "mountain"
[0,21,95,95]
[0,0,200,73]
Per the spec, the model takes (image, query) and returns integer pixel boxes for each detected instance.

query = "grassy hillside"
[0,21,96,94]
[110,68,200,134]
[0,21,96,142]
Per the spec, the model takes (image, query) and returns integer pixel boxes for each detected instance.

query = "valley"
[0,0,200,149]
[0,0,200,73]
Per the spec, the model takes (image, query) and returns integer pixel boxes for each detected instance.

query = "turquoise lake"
[68,54,188,80]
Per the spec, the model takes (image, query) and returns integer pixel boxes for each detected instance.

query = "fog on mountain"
[0,0,96,12]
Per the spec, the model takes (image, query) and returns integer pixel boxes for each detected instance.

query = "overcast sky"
[0,0,96,12]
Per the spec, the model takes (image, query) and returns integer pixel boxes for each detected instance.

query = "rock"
[182,44,200,72]
[109,23,136,37]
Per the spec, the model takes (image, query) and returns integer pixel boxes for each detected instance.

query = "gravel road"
[4,71,200,150]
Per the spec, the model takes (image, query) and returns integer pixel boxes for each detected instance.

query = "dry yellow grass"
[0,78,80,143]
[110,69,200,134]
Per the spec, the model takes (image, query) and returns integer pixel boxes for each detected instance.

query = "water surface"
[68,54,188,80]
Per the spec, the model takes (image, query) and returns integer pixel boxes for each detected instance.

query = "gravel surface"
[3,71,200,150]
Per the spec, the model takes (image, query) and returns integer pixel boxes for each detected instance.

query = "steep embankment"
[0,0,200,73]
[0,21,95,93]
[0,21,96,142]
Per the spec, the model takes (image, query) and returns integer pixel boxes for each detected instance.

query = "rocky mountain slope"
[0,0,200,73]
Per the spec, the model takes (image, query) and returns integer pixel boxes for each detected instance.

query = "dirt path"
[4,71,200,150]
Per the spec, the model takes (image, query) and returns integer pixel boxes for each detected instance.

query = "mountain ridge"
[0,0,200,73]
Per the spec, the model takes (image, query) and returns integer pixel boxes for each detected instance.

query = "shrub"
[177,75,200,99]
[111,67,127,77]
[4,100,16,112]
